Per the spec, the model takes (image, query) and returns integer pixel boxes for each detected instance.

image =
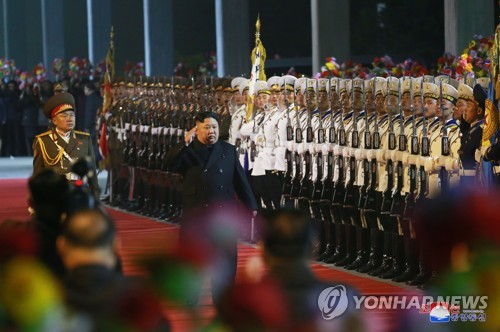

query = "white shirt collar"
[56,129,71,143]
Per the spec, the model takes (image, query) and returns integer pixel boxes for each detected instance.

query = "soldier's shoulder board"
[36,130,52,138]
[74,130,91,136]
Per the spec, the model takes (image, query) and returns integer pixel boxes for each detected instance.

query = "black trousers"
[265,170,284,209]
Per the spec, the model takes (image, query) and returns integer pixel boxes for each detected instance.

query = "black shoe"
[345,227,370,270]
[320,244,336,262]
[345,251,369,270]
[392,264,419,283]
[407,269,431,287]
[335,225,356,267]
[357,229,383,274]
[380,234,404,279]
[368,231,393,277]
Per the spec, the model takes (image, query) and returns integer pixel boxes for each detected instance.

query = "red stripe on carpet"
[1,179,419,332]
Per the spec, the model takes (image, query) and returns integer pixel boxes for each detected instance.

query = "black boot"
[357,228,383,273]
[380,234,405,279]
[312,218,324,261]
[345,226,370,270]
[369,231,393,277]
[393,238,419,282]
[324,223,345,264]
[407,245,431,287]
[335,224,357,267]
[320,222,336,262]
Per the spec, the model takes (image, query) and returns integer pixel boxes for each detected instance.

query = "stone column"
[87,0,112,64]
[444,0,495,55]
[215,0,250,77]
[41,0,65,70]
[311,0,350,75]
[143,0,174,76]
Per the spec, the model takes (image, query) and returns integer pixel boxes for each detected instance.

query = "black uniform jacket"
[165,138,257,213]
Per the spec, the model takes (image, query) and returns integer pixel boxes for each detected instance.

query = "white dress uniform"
[419,82,459,198]
[274,75,297,172]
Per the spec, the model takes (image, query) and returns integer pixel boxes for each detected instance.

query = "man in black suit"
[165,111,257,306]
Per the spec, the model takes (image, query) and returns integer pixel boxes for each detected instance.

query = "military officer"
[458,84,486,186]
[33,92,99,198]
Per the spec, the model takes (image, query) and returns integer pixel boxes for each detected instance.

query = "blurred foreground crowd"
[0,168,499,332]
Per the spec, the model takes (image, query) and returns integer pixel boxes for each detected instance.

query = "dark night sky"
[1,0,498,75]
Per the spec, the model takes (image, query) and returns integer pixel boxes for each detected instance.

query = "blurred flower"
[0,257,61,330]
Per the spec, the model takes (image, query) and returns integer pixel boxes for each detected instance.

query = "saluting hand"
[185,127,197,145]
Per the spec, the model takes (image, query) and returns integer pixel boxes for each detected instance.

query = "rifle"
[390,76,408,217]
[282,77,295,198]
[364,77,380,212]
[299,81,314,199]
[250,98,258,162]
[312,80,325,201]
[381,77,397,214]
[359,79,371,209]
[290,85,304,199]
[344,79,359,208]
[439,80,450,191]
[416,81,430,204]
[332,79,347,205]
[321,77,336,202]
[403,78,419,219]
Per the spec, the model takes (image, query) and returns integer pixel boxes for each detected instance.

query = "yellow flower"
[0,257,61,328]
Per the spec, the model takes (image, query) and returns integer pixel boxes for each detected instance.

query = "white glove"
[401,152,411,164]
[475,149,483,163]
[354,148,362,160]
[408,154,418,166]
[342,147,351,158]
[367,149,377,160]
[389,149,397,161]
[443,156,459,171]
[321,144,329,155]
[395,151,405,162]
[333,144,343,156]
[286,141,294,152]
[297,143,305,155]
[424,157,436,172]
[315,143,323,154]
[309,142,316,154]
[376,149,387,163]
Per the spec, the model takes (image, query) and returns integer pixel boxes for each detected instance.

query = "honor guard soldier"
[275,75,297,208]
[33,92,99,198]
[228,77,248,149]
[283,77,306,208]
[421,81,459,198]
[240,81,270,209]
[262,76,284,209]
[320,77,343,263]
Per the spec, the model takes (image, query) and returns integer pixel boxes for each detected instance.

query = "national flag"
[98,26,114,167]
[245,15,266,122]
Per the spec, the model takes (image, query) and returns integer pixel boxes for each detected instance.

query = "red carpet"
[0,179,418,331]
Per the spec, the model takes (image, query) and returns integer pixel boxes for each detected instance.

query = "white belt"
[459,169,476,177]
[265,143,275,148]
[65,172,79,181]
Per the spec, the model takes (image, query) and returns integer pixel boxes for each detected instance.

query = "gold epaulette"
[36,130,52,138]
[74,130,90,136]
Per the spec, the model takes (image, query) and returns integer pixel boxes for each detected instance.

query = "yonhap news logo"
[317,286,488,323]
[317,285,349,320]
